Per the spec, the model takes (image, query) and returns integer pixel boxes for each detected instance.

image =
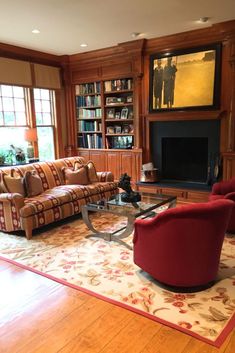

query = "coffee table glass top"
[86,192,177,217]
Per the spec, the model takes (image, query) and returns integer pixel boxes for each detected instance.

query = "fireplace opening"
[150,120,220,188]
[162,137,208,182]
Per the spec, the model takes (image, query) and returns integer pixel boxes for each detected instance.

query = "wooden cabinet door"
[120,152,133,178]
[89,151,106,172]
[106,152,120,180]
[77,150,89,161]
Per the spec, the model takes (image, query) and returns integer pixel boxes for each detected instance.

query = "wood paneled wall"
[63,20,235,182]
[1,20,235,181]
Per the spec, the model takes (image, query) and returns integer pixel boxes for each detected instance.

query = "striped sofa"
[0,156,118,239]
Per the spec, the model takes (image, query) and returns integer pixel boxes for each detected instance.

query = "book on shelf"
[76,95,101,107]
[104,79,133,92]
[77,120,102,132]
[78,133,102,149]
[76,82,101,95]
[77,108,102,119]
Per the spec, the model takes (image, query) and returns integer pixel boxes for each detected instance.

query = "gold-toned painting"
[149,44,221,112]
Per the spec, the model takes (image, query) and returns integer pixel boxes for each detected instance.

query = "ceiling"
[0,0,235,56]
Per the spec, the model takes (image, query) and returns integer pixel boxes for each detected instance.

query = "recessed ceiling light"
[199,17,209,23]
[32,29,40,34]
[80,43,88,47]
[131,32,141,38]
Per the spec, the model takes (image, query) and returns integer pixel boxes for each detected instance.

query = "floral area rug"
[0,213,235,347]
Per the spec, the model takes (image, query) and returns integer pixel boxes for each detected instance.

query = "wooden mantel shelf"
[145,109,226,122]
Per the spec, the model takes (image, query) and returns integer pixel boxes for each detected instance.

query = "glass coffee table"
[81,192,177,249]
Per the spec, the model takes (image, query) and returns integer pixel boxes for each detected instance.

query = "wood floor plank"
[15,297,111,353]
[58,305,133,353]
[224,330,235,353]
[0,258,234,353]
[0,282,89,353]
[140,325,191,353]
[98,315,162,353]
[181,331,233,353]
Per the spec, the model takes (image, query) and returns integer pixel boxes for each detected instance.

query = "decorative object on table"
[140,162,159,182]
[118,173,141,203]
[24,128,38,159]
[10,145,26,164]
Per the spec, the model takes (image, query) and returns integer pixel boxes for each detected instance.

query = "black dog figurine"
[118,173,141,203]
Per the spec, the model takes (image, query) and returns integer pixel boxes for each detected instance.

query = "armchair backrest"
[133,199,234,288]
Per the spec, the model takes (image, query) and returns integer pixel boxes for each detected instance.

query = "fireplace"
[150,120,220,186]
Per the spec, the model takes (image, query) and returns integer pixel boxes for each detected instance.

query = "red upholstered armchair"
[209,178,235,233]
[133,200,233,290]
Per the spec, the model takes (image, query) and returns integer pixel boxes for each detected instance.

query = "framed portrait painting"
[149,44,221,112]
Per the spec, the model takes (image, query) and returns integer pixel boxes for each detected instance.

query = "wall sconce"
[24,128,38,159]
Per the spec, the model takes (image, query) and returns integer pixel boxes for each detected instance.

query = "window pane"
[13,86,24,98]
[34,100,42,112]
[0,85,27,128]
[3,97,14,111]
[0,127,28,164]
[41,89,50,100]
[4,112,15,125]
[1,85,13,97]
[34,88,41,99]
[14,98,25,112]
[37,127,55,161]
[15,112,26,125]
[42,100,50,113]
[36,112,43,125]
[42,113,52,125]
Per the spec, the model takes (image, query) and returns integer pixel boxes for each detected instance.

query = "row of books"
[104,79,133,92]
[75,82,101,95]
[76,95,101,107]
[77,108,102,118]
[78,133,103,149]
[77,120,102,132]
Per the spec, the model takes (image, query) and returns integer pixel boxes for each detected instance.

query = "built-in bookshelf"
[75,77,134,149]
[75,82,103,149]
[104,78,134,149]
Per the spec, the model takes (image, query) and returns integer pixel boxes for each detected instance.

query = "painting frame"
[149,44,221,113]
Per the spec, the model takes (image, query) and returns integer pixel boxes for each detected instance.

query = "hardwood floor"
[0,259,234,353]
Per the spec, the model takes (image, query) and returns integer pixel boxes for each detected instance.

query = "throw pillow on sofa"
[24,170,44,197]
[0,170,26,196]
[74,160,99,183]
[62,165,89,185]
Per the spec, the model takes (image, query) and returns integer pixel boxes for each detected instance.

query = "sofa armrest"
[97,172,114,182]
[0,193,25,213]
[0,193,25,232]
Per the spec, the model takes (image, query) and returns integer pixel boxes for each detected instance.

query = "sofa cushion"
[20,181,118,217]
[24,170,44,197]
[62,165,89,185]
[74,160,99,183]
[0,171,26,196]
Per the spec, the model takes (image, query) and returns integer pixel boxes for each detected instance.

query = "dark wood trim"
[0,42,61,66]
